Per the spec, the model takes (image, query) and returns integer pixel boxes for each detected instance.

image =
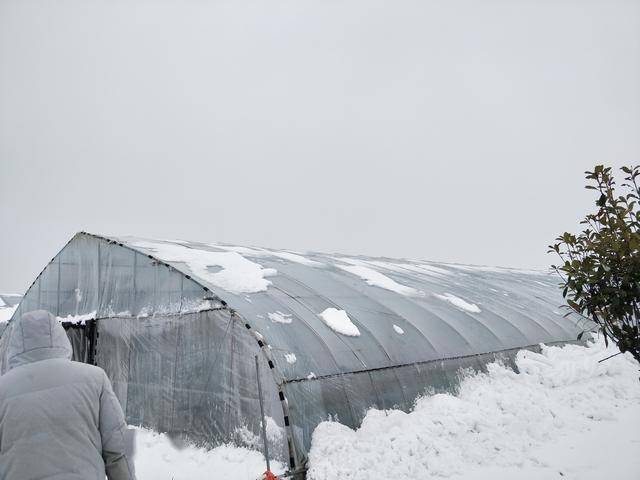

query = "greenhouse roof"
[95,233,580,383]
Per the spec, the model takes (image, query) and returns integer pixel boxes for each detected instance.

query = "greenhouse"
[0,232,582,476]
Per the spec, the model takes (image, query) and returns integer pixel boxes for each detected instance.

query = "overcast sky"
[1,0,639,294]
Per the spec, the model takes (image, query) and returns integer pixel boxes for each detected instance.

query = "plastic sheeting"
[0,232,583,471]
[96,310,287,459]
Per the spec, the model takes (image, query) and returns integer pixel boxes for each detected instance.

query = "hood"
[7,310,72,370]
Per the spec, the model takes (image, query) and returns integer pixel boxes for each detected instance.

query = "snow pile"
[318,308,361,337]
[308,338,640,480]
[131,241,277,294]
[434,292,481,313]
[336,262,422,297]
[134,427,285,480]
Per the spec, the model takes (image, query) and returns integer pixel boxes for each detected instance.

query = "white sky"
[1,0,639,293]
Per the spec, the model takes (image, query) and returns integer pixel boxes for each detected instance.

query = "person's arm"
[99,370,136,480]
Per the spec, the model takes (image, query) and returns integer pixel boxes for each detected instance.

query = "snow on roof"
[214,244,324,267]
[392,324,404,335]
[268,311,293,324]
[131,240,277,295]
[434,292,482,313]
[91,233,580,374]
[334,258,423,297]
[318,308,361,337]
[9,232,582,386]
[109,234,555,304]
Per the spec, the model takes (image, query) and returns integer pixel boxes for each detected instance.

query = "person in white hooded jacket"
[0,310,136,480]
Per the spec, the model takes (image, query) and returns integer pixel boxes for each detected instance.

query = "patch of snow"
[162,239,191,245]
[169,299,225,316]
[213,245,264,255]
[284,353,297,364]
[253,331,264,341]
[308,338,640,480]
[264,416,285,445]
[268,250,324,267]
[336,263,423,297]
[0,305,17,324]
[233,425,261,449]
[435,293,481,313]
[134,427,284,480]
[131,241,276,294]
[56,311,97,325]
[268,311,293,324]
[392,324,404,335]
[318,308,361,337]
[214,244,324,267]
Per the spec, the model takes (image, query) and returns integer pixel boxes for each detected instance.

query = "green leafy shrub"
[549,165,640,364]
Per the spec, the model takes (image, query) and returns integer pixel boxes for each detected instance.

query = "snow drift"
[307,337,640,480]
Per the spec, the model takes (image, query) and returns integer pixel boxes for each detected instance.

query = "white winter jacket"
[0,310,135,480]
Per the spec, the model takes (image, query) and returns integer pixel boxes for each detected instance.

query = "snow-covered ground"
[133,428,283,480]
[307,337,640,480]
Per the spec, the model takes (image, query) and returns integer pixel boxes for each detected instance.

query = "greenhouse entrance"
[64,320,97,365]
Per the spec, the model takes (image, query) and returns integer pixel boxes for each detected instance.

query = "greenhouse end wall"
[96,310,287,459]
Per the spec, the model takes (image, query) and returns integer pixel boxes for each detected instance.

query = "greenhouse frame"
[0,232,582,476]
